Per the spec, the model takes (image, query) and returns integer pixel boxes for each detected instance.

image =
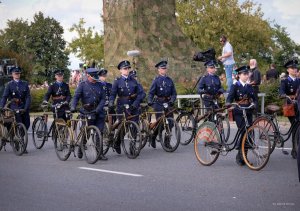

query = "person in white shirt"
[218,35,235,92]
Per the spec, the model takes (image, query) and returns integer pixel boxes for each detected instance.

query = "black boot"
[77,147,83,159]
[236,150,245,166]
[150,136,156,148]
[114,144,121,154]
[164,136,172,150]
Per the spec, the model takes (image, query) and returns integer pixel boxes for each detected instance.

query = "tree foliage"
[0,12,69,83]
[68,18,104,65]
[175,0,300,73]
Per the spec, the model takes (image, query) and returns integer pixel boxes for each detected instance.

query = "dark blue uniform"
[109,76,145,122]
[198,74,224,108]
[99,81,112,106]
[71,80,106,131]
[226,81,257,149]
[148,75,177,119]
[44,81,71,120]
[0,80,31,129]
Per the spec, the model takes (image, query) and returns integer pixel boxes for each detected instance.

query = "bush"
[259,79,284,115]
[30,87,76,112]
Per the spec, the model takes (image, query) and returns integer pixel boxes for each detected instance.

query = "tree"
[27,12,69,80]
[271,24,300,71]
[0,18,30,55]
[176,0,274,69]
[68,18,104,65]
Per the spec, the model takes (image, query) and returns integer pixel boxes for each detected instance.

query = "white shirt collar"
[239,80,247,87]
[289,75,296,81]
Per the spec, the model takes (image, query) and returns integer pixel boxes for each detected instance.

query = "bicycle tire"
[32,116,47,149]
[54,119,71,161]
[158,117,180,152]
[253,116,277,154]
[121,121,142,159]
[216,114,230,143]
[139,118,149,149]
[176,112,196,145]
[82,125,102,164]
[11,123,27,156]
[241,125,271,171]
[194,121,220,166]
[102,123,110,155]
[0,123,6,151]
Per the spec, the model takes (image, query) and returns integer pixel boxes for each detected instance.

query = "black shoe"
[98,154,108,161]
[150,137,156,148]
[164,136,172,149]
[236,152,245,166]
[291,149,297,159]
[77,148,83,159]
[24,150,28,154]
[114,145,121,154]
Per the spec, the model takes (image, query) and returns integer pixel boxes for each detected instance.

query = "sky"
[0,0,300,69]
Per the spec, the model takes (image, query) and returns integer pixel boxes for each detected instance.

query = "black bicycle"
[177,95,230,145]
[253,96,299,158]
[194,103,271,171]
[31,101,68,149]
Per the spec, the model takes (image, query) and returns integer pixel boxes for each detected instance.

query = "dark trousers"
[234,111,253,149]
[15,112,30,130]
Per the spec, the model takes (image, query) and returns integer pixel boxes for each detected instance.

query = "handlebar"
[0,107,26,114]
[229,103,255,110]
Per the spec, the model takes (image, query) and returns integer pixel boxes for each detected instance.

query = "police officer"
[98,68,112,106]
[280,59,300,159]
[71,68,107,160]
[43,69,71,120]
[226,66,257,166]
[0,67,31,153]
[148,60,177,148]
[198,60,225,108]
[108,60,145,154]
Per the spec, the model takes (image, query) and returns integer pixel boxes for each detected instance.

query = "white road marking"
[259,146,293,150]
[78,167,143,177]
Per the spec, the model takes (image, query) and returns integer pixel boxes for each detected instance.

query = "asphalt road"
[0,121,299,211]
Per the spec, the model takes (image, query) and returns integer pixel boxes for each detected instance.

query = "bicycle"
[194,103,271,171]
[253,96,299,158]
[31,101,68,149]
[102,104,142,159]
[0,107,28,156]
[139,103,181,152]
[176,95,230,145]
[54,110,102,164]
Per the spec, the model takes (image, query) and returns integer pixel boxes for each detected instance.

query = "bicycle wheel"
[11,123,27,156]
[139,118,149,149]
[102,123,111,155]
[293,124,300,158]
[241,125,271,171]
[32,117,47,149]
[158,118,180,152]
[253,116,277,154]
[176,112,196,145]
[81,125,102,164]
[121,121,142,159]
[54,119,71,161]
[194,121,220,166]
[216,114,230,143]
[0,123,6,151]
